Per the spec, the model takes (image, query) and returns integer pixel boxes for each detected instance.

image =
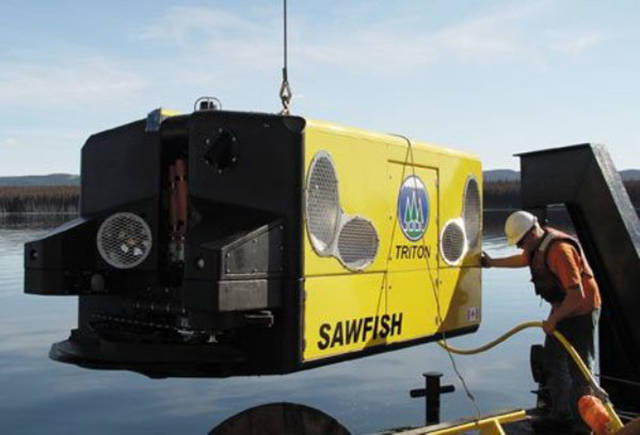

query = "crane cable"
[279,0,292,115]
[438,320,624,431]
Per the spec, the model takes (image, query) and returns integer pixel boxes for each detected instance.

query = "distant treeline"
[483,180,522,209]
[0,186,79,214]
[484,179,640,210]
[1,181,639,214]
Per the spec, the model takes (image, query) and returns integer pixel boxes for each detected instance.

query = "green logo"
[398,176,429,241]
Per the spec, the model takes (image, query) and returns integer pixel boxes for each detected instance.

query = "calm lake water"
[0,213,553,434]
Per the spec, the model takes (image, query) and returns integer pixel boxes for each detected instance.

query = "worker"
[482,210,602,433]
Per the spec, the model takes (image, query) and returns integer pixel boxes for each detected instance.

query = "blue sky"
[1,0,639,175]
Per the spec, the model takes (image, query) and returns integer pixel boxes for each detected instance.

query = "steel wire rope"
[377,144,416,317]
[278,0,292,115]
[390,134,482,421]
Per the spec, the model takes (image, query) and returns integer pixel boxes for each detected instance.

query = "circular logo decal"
[397,175,429,241]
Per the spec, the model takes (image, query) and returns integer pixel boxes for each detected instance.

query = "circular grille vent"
[336,217,379,271]
[440,219,467,265]
[463,176,481,249]
[306,151,341,255]
[97,212,152,269]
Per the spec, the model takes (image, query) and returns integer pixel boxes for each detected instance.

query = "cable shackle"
[279,68,292,115]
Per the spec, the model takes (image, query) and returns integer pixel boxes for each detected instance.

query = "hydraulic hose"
[437,321,624,432]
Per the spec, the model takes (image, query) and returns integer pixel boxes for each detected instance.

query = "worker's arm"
[542,242,586,334]
[543,284,584,334]
[481,251,528,268]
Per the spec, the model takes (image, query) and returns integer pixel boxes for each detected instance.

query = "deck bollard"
[410,372,455,425]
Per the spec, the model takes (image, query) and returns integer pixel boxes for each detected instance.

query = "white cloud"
[135,4,527,76]
[0,3,609,112]
[0,57,147,108]
[135,2,604,78]
[296,2,548,72]
[430,2,536,62]
[138,5,280,71]
[548,31,604,56]
[0,138,19,147]
[0,1,572,120]
[139,6,270,43]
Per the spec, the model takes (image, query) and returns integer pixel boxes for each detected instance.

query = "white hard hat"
[504,211,538,246]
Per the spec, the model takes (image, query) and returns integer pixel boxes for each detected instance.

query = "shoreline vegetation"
[1,181,639,215]
[0,186,79,214]
[482,179,640,210]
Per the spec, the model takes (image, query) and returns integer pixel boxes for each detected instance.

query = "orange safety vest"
[529,227,595,304]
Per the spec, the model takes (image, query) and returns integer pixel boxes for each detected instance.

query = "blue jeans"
[543,309,600,424]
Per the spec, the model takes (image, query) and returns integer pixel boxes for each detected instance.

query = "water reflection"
[0,213,73,229]
[1,214,553,434]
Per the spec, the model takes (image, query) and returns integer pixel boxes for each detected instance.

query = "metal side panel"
[517,143,640,411]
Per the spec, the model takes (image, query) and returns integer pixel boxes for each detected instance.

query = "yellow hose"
[437,321,624,432]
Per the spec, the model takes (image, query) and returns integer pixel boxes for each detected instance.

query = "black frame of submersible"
[25,110,480,377]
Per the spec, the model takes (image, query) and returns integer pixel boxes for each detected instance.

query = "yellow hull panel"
[302,119,482,362]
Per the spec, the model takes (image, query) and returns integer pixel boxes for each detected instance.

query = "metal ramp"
[517,143,640,413]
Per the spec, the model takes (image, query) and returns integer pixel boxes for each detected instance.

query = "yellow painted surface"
[393,409,527,434]
[303,124,390,276]
[439,268,482,332]
[302,119,482,362]
[387,164,439,273]
[158,108,181,117]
